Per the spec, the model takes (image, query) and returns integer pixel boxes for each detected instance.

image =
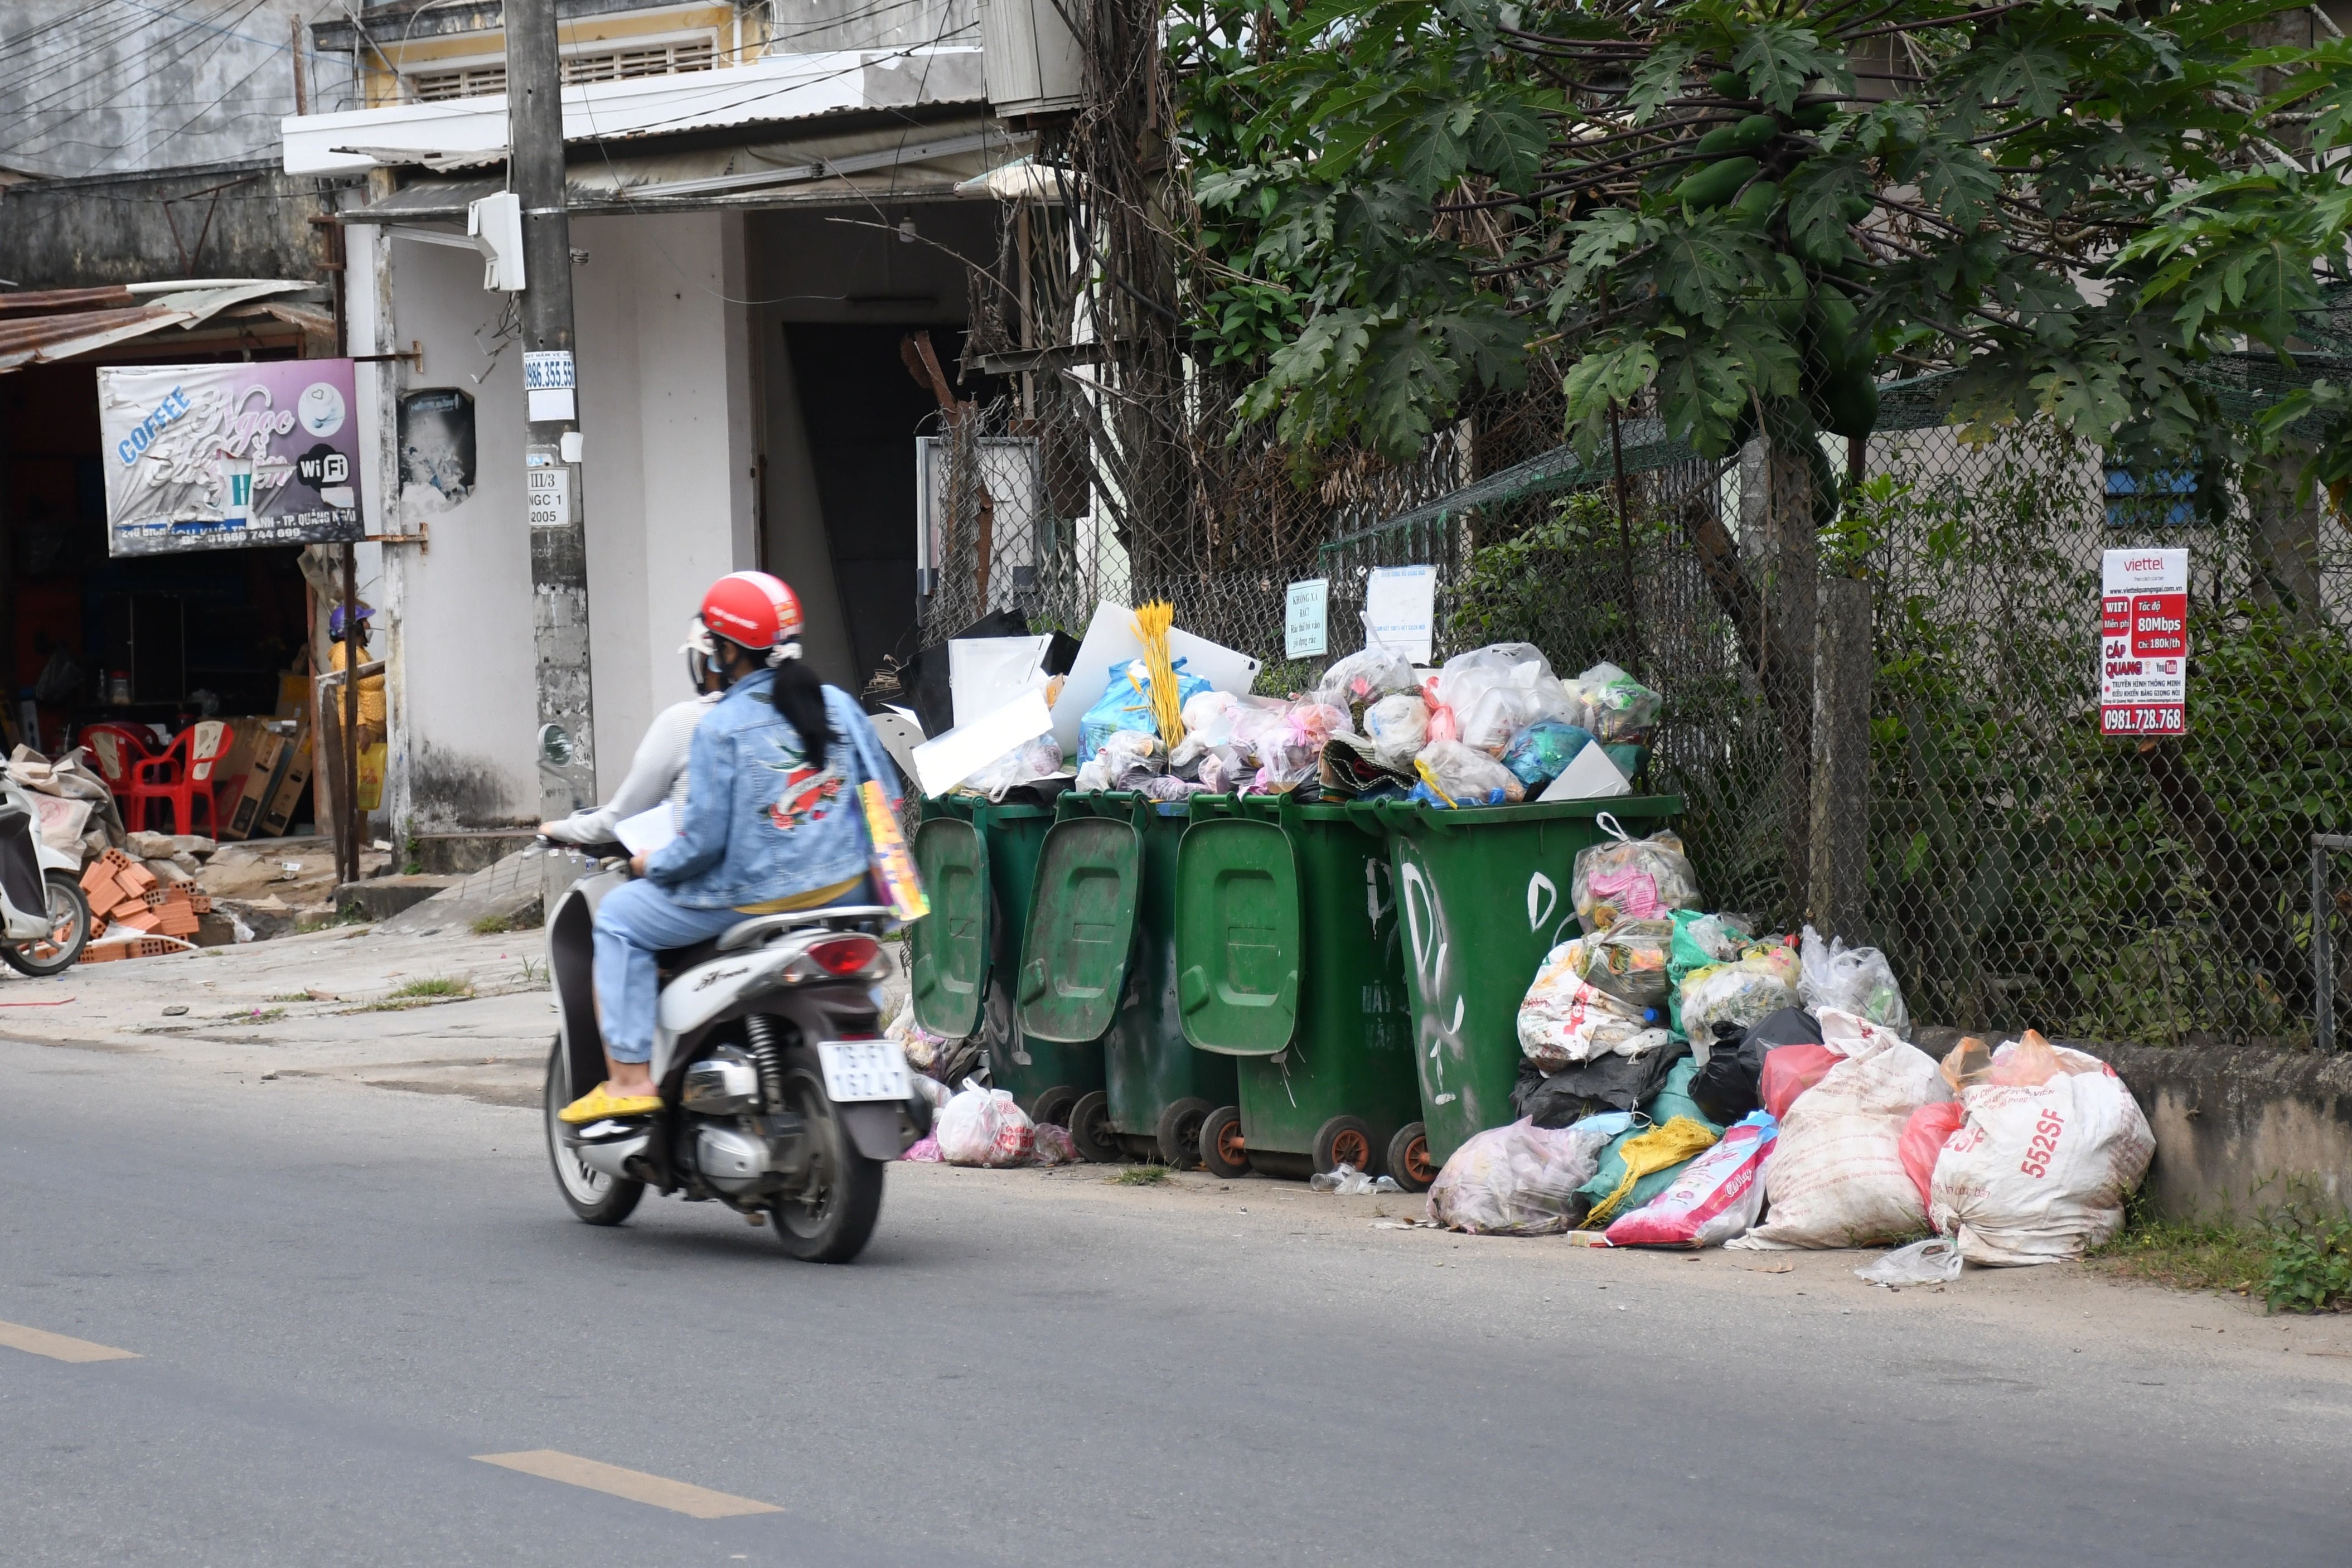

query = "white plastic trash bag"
[1518,939,1672,1069]
[1734,1010,1946,1250]
[1571,814,1701,932]
[1855,1236,1964,1286]
[1798,924,1911,1037]
[1425,1117,1616,1235]
[935,1078,1035,1167]
[1929,1037,2154,1265]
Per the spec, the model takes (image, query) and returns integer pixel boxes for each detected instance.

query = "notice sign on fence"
[2100,548,2188,736]
[1285,578,1328,659]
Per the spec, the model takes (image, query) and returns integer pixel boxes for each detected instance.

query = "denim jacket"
[644,674,901,911]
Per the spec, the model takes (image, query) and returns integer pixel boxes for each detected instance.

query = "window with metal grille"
[562,38,716,84]
[409,63,507,101]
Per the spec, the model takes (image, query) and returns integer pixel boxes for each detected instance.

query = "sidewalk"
[0,919,558,1105]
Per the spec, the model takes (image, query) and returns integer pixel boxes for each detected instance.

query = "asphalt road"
[4,1035,2348,1567]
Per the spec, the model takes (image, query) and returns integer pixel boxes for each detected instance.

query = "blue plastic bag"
[1501,720,1595,788]
[1078,659,1210,763]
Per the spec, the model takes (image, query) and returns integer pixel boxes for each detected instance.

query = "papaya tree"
[1176,0,2352,916]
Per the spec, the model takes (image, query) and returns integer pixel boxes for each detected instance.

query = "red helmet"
[699,571,804,655]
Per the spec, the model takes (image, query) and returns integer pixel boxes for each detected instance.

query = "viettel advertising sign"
[2099,548,2188,737]
[97,360,365,555]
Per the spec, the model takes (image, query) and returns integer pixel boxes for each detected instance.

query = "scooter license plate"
[816,1039,910,1103]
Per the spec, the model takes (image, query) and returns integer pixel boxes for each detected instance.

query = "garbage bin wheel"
[1067,1090,1119,1164]
[1156,1097,1212,1170]
[1386,1121,1437,1192]
[1313,1115,1375,1177]
[1031,1084,1081,1128]
[1198,1105,1249,1179]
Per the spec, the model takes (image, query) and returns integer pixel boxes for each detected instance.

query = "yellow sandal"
[558,1082,662,1124]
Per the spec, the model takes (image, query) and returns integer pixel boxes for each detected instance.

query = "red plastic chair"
[124,720,234,836]
[80,723,154,819]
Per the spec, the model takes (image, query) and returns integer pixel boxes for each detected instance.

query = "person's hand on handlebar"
[629,854,647,875]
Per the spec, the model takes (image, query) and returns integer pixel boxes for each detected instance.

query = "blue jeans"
[591,878,746,1065]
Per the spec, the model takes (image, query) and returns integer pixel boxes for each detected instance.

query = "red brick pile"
[79,849,209,961]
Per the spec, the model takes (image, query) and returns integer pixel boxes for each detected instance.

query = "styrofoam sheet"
[909,689,1054,798]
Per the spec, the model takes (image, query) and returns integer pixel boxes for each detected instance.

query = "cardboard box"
[222,721,301,841]
[211,717,271,807]
[258,718,314,838]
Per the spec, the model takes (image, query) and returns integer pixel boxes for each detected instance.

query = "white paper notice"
[527,387,577,422]
[1363,565,1436,664]
[613,802,677,858]
[526,464,569,528]
[1285,578,1329,659]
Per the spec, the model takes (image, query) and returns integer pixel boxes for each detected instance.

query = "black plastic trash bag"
[1512,1041,1692,1129]
[1688,1006,1822,1127]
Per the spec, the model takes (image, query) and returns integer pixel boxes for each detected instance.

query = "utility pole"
[507,0,596,819]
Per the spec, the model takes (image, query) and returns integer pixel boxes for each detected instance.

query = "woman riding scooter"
[559,571,901,1125]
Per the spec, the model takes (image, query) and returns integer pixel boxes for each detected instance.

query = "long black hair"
[767,656,835,770]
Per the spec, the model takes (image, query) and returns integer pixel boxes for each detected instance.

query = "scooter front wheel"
[770,1046,884,1264]
[543,1036,645,1225]
[1,872,89,977]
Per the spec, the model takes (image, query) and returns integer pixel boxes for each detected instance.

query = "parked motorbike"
[0,778,90,976]
[540,846,928,1263]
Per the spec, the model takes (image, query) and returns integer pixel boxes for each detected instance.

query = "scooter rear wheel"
[543,1036,645,1225]
[770,1046,884,1264]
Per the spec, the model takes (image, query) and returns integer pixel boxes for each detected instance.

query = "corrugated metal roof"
[0,280,312,373]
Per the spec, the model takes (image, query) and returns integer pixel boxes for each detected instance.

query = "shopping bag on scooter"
[859,779,928,921]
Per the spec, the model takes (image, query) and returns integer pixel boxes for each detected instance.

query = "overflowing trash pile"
[1428,826,2156,1270]
[901,597,1665,808]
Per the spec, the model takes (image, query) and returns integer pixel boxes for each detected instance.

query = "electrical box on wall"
[977,0,1086,119]
[467,191,526,292]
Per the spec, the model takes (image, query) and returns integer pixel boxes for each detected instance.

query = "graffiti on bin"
[1398,855,1467,1108]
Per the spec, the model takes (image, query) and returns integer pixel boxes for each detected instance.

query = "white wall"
[357,207,757,828]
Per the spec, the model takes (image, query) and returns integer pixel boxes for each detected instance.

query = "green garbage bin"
[1017,792,1238,1165]
[908,797,1103,1124]
[1371,794,1683,1175]
[1174,795,1425,1185]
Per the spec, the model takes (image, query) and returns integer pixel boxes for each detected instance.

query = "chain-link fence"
[909,359,2352,1049]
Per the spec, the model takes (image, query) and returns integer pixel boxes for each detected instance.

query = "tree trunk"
[2244,443,2327,631]
[1761,432,1820,921]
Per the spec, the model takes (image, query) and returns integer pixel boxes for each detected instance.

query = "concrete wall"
[2101,1043,2352,1221]
[0,161,352,290]
[357,206,756,829]
[0,0,356,180]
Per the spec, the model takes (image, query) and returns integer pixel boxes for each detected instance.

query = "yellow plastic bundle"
[1578,1115,1720,1228]
[1130,600,1186,749]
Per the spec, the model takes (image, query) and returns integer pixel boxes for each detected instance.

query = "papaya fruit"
[1693,123,1743,157]
[1709,69,1748,100]
[1694,115,1775,158]
[1669,156,1759,210]
[1730,178,1781,225]
[1789,100,1835,132]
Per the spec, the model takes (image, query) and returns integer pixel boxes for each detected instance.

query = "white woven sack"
[1929,1050,2154,1265]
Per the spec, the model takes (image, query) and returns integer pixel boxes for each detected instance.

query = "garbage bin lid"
[1173,817,1299,1056]
[908,816,988,1039]
[1014,815,1141,1043]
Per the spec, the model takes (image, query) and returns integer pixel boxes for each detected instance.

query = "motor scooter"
[0,777,91,976]
[540,846,929,1262]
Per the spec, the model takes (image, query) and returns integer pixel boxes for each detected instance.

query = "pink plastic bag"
[1759,1043,1841,1122]
[902,1135,944,1163]
[1604,1112,1779,1247]
[1030,1122,1079,1166]
[1900,1101,1966,1209]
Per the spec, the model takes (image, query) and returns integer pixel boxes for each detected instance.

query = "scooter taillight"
[805,934,880,976]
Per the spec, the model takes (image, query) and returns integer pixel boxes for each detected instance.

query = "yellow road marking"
[474,1450,783,1518]
[0,1319,140,1363]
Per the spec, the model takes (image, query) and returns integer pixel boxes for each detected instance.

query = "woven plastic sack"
[1759,1042,1842,1122]
[1899,1101,1966,1208]
[1679,944,1802,1043]
[935,1078,1035,1168]
[1735,1011,1944,1249]
[1572,1060,1725,1224]
[1798,924,1911,1037]
[1929,1037,2154,1265]
[1604,1111,1779,1248]
[1571,814,1700,932]
[1425,1117,1617,1235]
